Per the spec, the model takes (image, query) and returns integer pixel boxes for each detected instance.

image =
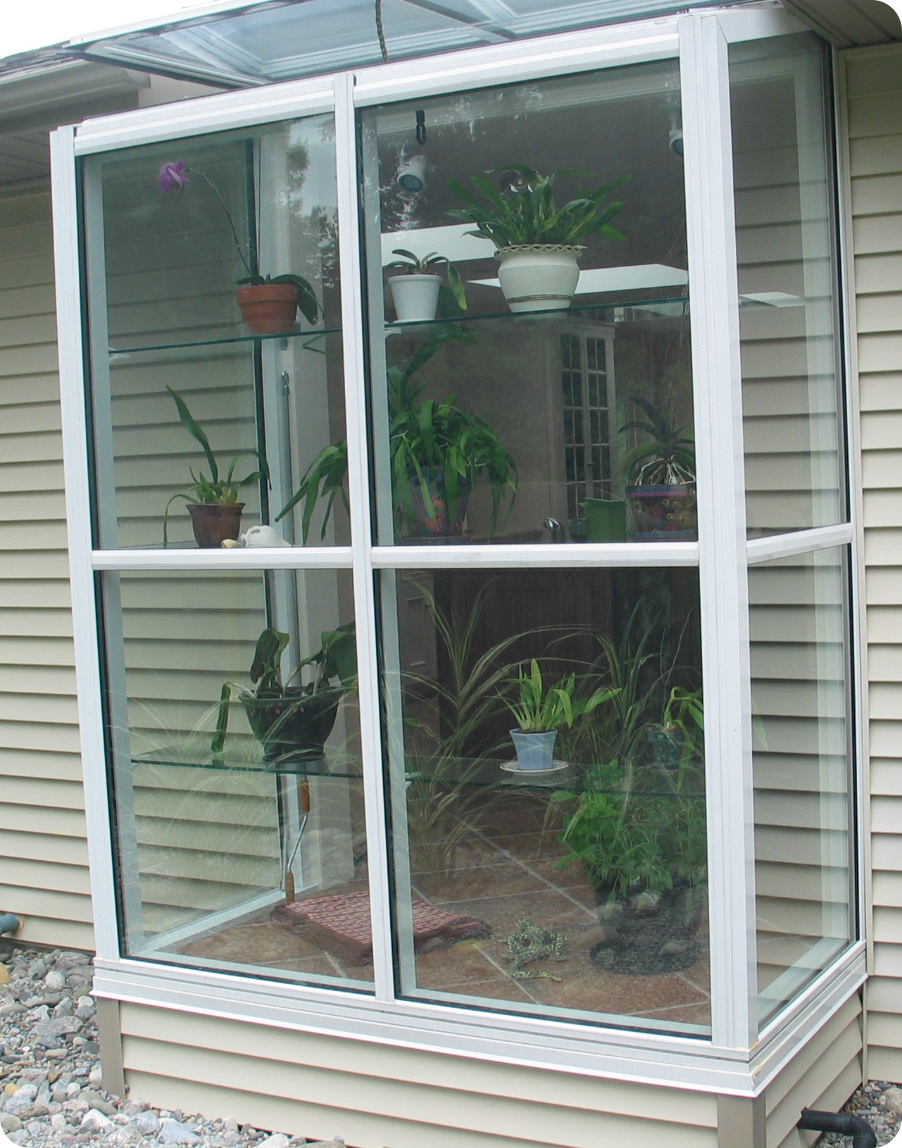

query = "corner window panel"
[750,548,854,1025]
[732,36,845,538]
[104,568,369,989]
[382,568,709,1035]
[82,116,349,550]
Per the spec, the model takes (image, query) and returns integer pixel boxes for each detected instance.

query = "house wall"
[843,40,902,1084]
[0,184,93,951]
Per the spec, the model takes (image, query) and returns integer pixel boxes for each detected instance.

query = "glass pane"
[382,568,709,1035]
[750,548,854,1025]
[731,36,846,537]
[82,115,349,549]
[360,62,695,545]
[104,568,370,989]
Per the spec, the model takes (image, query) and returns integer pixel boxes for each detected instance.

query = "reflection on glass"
[731,36,845,537]
[105,568,369,989]
[381,568,709,1034]
[83,115,349,549]
[750,548,854,1025]
[357,62,694,545]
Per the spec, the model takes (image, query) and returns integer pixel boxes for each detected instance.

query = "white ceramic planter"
[495,244,584,312]
[388,273,442,322]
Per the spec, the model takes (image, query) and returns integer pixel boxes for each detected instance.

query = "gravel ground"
[814,1081,902,1146]
[0,944,347,1148]
[5,941,902,1147]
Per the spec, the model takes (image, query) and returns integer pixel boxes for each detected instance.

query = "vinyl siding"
[844,42,902,1083]
[0,185,92,950]
[118,1002,719,1148]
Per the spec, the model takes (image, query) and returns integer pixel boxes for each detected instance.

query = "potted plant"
[213,623,357,764]
[647,685,704,768]
[163,385,269,548]
[384,248,467,323]
[505,659,612,772]
[448,163,627,312]
[619,395,697,541]
[157,160,319,335]
[277,328,518,542]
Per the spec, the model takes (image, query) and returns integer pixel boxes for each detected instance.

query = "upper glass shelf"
[384,294,691,333]
[109,323,340,357]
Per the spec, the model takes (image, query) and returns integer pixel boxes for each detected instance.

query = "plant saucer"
[500,760,569,776]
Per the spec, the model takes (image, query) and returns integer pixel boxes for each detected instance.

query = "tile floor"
[177,791,711,1032]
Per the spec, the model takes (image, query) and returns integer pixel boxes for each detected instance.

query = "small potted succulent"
[448,163,627,312]
[213,623,357,764]
[619,396,697,541]
[163,385,269,548]
[157,160,319,335]
[505,659,612,772]
[384,248,467,323]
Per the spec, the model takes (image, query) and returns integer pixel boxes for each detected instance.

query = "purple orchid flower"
[157,160,190,192]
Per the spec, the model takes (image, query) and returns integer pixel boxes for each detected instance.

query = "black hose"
[798,1109,878,1148]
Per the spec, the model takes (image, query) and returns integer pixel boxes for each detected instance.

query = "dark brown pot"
[187,502,244,548]
[241,687,342,763]
[236,284,299,335]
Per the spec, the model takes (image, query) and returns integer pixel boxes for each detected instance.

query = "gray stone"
[0,1113,22,1133]
[884,1086,902,1115]
[132,1110,161,1134]
[158,1117,202,1144]
[81,1106,114,1129]
[44,970,67,992]
[258,1135,292,1148]
[31,1016,82,1048]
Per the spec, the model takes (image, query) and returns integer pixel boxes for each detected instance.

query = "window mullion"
[333,72,395,1003]
[680,13,756,1051]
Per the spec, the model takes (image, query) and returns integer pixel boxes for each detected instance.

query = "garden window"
[53,5,860,1083]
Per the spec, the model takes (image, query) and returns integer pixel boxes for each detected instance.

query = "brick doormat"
[272,891,490,964]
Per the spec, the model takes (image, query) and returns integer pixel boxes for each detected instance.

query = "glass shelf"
[109,323,340,356]
[384,293,691,334]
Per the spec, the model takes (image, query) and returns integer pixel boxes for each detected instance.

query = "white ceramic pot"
[509,728,558,771]
[495,244,584,312]
[388,273,442,322]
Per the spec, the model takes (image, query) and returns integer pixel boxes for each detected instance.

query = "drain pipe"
[798,1109,878,1148]
[0,913,21,937]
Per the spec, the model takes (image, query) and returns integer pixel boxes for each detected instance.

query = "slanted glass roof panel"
[69,0,743,88]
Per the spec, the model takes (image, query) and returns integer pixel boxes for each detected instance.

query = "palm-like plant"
[506,659,612,733]
[163,385,269,546]
[448,164,627,249]
[278,327,517,541]
[619,396,695,487]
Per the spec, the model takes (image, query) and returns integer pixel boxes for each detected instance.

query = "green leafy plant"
[619,395,695,486]
[277,327,517,541]
[649,685,704,767]
[448,163,627,249]
[400,580,533,874]
[384,248,467,312]
[163,385,269,546]
[212,623,356,761]
[506,659,612,733]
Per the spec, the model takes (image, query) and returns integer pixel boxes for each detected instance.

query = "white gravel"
[0,944,347,1148]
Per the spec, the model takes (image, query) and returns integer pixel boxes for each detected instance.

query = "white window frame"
[50,3,865,1097]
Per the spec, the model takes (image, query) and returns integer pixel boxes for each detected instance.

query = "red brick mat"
[272,890,490,964]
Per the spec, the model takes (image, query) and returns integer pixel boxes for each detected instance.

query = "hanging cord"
[375,0,389,63]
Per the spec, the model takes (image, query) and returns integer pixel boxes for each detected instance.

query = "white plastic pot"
[388,274,442,322]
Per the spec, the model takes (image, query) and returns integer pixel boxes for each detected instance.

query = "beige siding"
[118,1002,719,1148]
[0,185,91,950]
[844,42,902,1082]
[765,996,863,1148]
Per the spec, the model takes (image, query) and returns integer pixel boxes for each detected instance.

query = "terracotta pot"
[187,502,244,548]
[235,283,299,335]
